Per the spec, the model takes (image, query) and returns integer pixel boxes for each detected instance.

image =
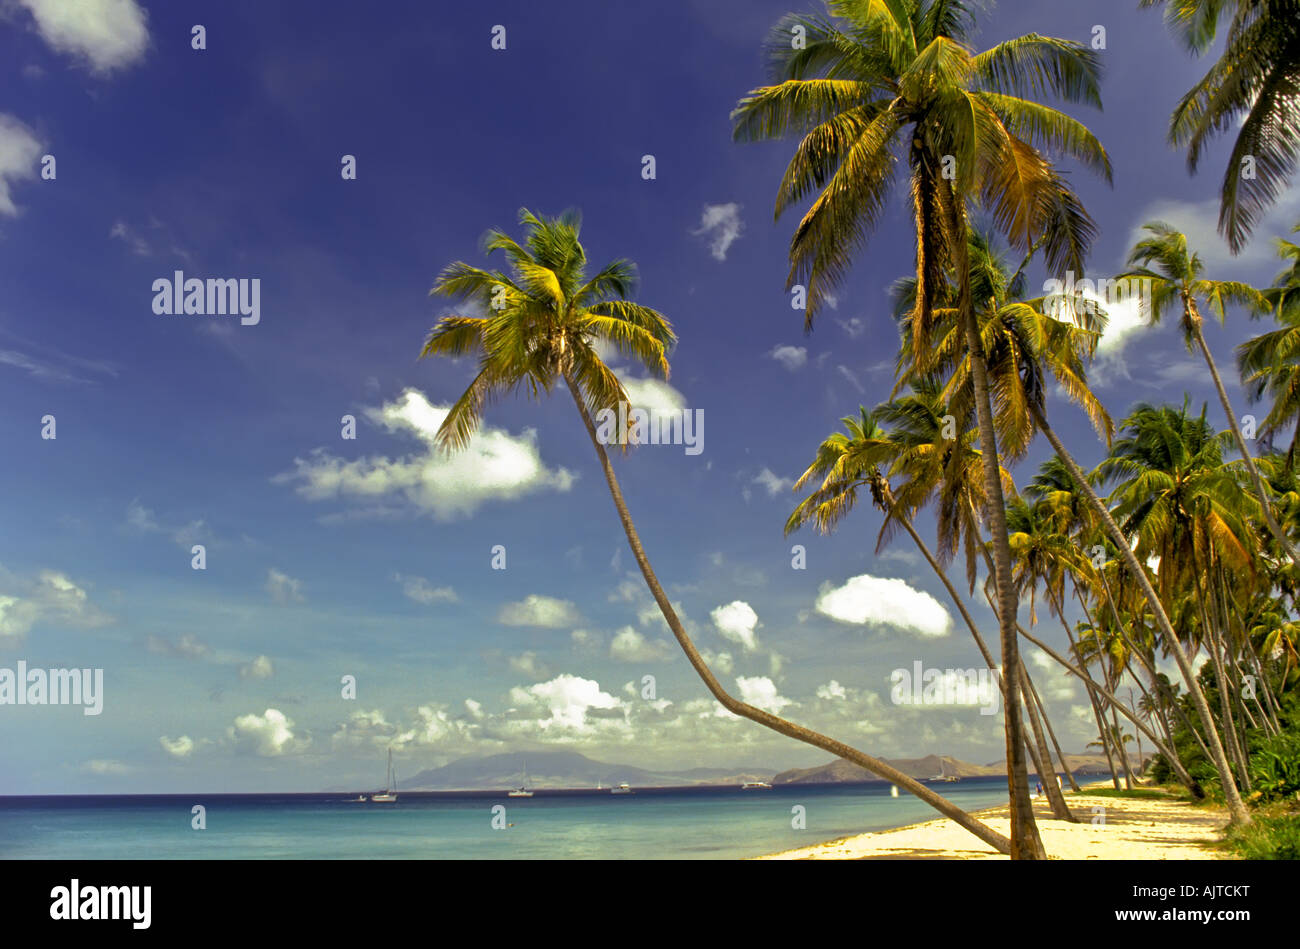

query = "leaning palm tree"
[421,207,1013,853]
[732,4,1111,855]
[1140,0,1300,251]
[1119,222,1290,563]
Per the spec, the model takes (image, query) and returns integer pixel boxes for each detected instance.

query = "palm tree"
[1140,0,1300,251]
[1238,224,1300,467]
[1120,222,1289,562]
[422,207,1013,853]
[1096,400,1261,817]
[732,1,1111,857]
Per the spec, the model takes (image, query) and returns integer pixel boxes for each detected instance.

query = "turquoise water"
[0,779,1014,859]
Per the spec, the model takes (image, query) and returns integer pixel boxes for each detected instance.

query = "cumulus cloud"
[693,202,743,260]
[0,114,44,216]
[508,674,622,732]
[13,0,149,73]
[498,594,580,628]
[228,708,307,756]
[238,655,274,680]
[394,573,457,604]
[816,680,847,700]
[609,626,675,662]
[274,389,575,521]
[265,568,304,605]
[768,345,808,371]
[736,675,793,714]
[815,574,952,638]
[0,566,112,645]
[711,600,760,652]
[159,735,196,758]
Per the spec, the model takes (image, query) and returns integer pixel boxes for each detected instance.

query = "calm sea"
[0,777,1015,860]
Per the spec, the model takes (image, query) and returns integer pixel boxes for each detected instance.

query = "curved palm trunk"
[950,201,1044,858]
[887,491,1072,820]
[563,373,1013,854]
[1186,303,1300,565]
[1015,623,1204,796]
[1027,402,1250,823]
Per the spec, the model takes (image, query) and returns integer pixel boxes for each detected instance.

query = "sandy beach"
[755,786,1228,860]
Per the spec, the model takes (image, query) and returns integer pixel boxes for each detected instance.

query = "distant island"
[333,749,1150,793]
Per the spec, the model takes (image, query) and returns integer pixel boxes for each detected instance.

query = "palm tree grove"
[421,0,1300,861]
[6,0,1300,918]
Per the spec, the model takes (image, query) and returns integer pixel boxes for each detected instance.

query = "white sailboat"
[370,748,398,803]
[508,763,534,797]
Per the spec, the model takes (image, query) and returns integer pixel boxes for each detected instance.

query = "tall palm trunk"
[562,372,1014,853]
[949,200,1044,857]
[1028,402,1251,823]
[1019,662,1078,820]
[1026,670,1080,791]
[1186,297,1299,565]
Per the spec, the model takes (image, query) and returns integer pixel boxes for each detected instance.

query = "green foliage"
[1248,731,1300,803]
[1219,813,1300,860]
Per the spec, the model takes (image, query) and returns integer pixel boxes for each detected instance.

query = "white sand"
[755,787,1227,860]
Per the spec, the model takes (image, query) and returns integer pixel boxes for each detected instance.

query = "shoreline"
[753,785,1229,860]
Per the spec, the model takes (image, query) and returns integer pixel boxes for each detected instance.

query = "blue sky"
[1,0,1297,793]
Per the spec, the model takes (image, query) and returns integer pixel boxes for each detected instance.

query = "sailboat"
[370,748,398,803]
[507,763,534,797]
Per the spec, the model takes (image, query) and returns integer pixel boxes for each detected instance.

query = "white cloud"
[274,389,575,521]
[238,655,274,680]
[571,628,603,651]
[159,735,195,758]
[752,468,793,498]
[393,573,457,604]
[816,680,847,700]
[228,708,307,756]
[615,373,688,417]
[815,574,952,638]
[0,114,44,216]
[265,568,304,605]
[508,674,622,732]
[0,566,112,645]
[769,345,808,371]
[609,625,675,662]
[736,675,793,714]
[693,202,743,260]
[14,0,149,73]
[711,600,760,652]
[498,594,580,628]
[1125,189,1300,275]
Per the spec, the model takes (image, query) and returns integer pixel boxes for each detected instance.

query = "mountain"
[773,754,998,785]
[397,750,775,790]
[772,752,1153,785]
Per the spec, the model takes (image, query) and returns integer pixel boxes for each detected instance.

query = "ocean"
[0,777,1016,859]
